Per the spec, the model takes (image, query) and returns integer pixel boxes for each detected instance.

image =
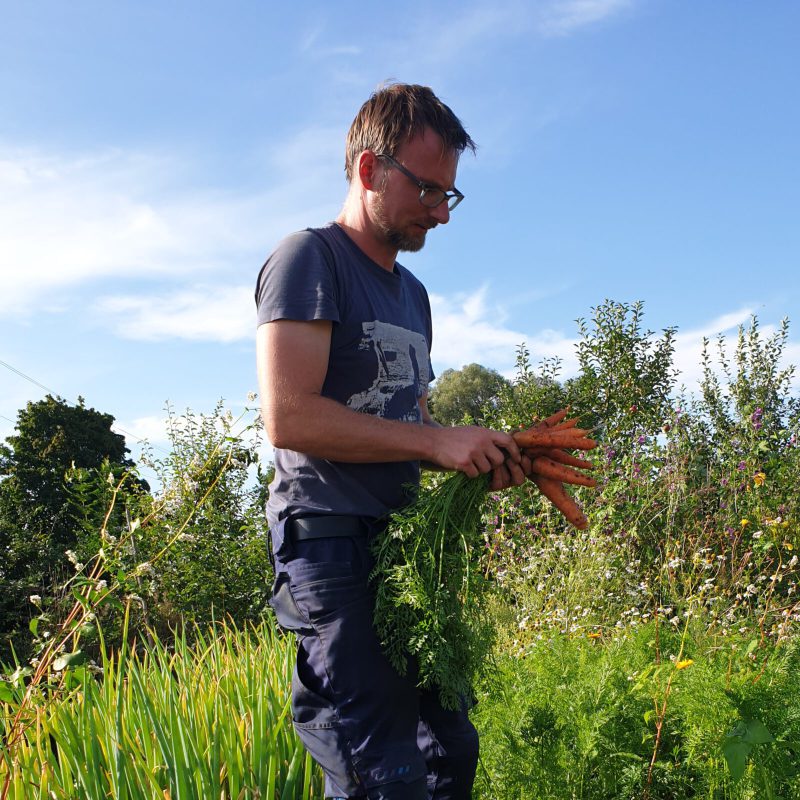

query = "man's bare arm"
[257,319,521,478]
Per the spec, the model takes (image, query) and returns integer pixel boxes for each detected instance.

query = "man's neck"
[335,205,397,272]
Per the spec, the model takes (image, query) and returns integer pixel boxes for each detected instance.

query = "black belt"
[287,514,369,541]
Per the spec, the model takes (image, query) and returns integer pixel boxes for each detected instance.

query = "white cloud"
[430,290,799,400]
[672,308,800,395]
[429,285,579,378]
[97,285,254,343]
[0,136,341,315]
[537,0,633,37]
[425,4,529,61]
[115,414,170,446]
[671,307,754,390]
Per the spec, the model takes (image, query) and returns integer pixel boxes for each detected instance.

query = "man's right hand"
[427,425,521,479]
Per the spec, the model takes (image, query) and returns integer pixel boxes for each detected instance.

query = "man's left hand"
[489,453,533,491]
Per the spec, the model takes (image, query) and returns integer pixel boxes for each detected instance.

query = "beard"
[372,189,431,253]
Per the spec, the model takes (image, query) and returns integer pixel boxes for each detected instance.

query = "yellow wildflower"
[753,471,766,487]
[740,518,749,527]
[587,632,602,639]
[675,659,694,670]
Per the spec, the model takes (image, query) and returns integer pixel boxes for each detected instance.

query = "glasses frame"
[376,153,464,211]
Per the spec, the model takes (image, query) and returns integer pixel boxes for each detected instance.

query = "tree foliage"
[0,395,139,661]
[429,363,510,425]
[568,299,678,446]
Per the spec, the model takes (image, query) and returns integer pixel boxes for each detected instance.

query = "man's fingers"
[505,459,526,486]
[495,432,521,462]
[490,465,509,491]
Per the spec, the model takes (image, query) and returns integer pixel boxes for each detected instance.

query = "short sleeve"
[255,230,340,326]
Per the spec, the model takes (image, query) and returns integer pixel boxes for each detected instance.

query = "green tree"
[429,363,510,426]
[0,395,139,661]
[568,299,678,446]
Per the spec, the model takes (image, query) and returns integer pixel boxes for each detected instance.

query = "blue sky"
[1,0,798,462]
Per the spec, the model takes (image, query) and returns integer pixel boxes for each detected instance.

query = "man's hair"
[344,83,476,182]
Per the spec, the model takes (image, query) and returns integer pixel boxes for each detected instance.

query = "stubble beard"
[372,189,428,253]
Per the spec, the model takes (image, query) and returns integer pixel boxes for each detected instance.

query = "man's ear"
[357,150,381,191]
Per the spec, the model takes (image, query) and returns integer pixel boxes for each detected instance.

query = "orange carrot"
[513,429,597,450]
[530,456,596,487]
[523,446,554,458]
[541,448,594,470]
[532,476,589,530]
[534,408,569,429]
[551,417,580,431]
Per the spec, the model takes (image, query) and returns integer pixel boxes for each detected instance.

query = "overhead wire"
[0,357,171,454]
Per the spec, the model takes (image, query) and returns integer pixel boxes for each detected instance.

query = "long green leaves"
[0,622,323,799]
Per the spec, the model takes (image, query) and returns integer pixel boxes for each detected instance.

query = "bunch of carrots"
[511,408,597,530]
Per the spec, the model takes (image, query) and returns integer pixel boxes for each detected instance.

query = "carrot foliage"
[370,471,493,710]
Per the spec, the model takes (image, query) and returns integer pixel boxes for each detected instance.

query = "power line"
[0,357,170,454]
[0,358,55,394]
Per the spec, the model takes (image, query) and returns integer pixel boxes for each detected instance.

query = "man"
[255,83,525,800]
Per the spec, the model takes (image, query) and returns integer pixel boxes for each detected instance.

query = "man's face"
[370,129,460,253]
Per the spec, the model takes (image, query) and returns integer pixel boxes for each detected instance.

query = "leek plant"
[1,621,323,799]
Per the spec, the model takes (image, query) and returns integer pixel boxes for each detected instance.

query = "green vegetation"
[371,470,492,709]
[429,362,509,425]
[1,300,797,798]
[1,620,322,799]
[0,396,143,664]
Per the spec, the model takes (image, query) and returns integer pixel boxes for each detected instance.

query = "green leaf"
[29,617,39,635]
[53,650,87,671]
[0,681,15,703]
[742,718,773,745]
[10,666,32,683]
[722,739,750,782]
[72,586,90,608]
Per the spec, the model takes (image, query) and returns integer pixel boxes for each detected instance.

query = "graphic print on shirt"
[347,320,430,422]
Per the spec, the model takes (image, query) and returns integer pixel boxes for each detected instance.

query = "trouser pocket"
[268,571,315,636]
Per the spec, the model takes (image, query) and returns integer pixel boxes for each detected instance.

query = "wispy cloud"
[391,0,633,69]
[537,0,634,37]
[97,285,254,343]
[423,4,530,62]
[0,135,342,316]
[298,23,361,59]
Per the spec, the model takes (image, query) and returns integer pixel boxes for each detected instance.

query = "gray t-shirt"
[255,223,434,528]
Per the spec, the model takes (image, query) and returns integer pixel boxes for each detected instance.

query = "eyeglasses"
[376,153,465,211]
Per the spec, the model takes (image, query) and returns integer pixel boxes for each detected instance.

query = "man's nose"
[430,201,450,225]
